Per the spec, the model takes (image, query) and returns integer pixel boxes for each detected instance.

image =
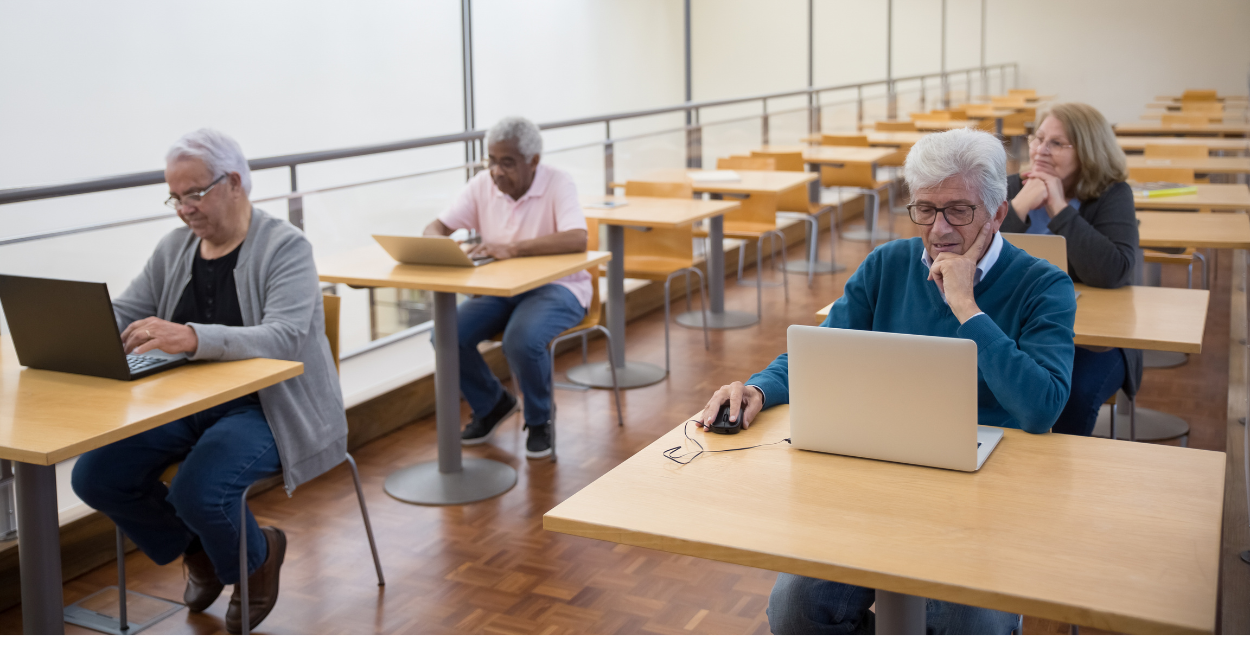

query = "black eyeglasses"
[165,174,226,209]
[906,203,981,226]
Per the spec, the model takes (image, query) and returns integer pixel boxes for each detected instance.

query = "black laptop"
[0,274,187,381]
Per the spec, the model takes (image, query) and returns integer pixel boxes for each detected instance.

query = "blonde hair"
[1035,103,1127,201]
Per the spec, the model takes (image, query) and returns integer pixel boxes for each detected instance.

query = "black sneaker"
[461,391,518,446]
[524,422,554,460]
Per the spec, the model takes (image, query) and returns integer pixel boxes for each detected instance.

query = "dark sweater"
[747,238,1076,434]
[1003,174,1143,396]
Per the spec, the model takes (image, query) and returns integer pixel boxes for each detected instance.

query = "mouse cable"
[662,419,791,465]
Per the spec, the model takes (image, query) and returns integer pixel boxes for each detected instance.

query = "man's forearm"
[424,220,453,236]
[515,229,588,257]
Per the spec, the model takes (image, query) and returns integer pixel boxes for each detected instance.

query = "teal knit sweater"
[748,237,1077,433]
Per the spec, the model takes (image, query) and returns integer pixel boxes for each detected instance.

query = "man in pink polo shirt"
[423,116,590,459]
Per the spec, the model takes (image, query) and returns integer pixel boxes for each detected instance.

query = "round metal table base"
[566,360,667,389]
[1092,406,1190,443]
[384,458,517,506]
[1241,550,1250,565]
[1143,350,1188,369]
[674,310,759,330]
[841,228,900,243]
[780,260,847,275]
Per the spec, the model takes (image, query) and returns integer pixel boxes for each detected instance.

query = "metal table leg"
[16,462,64,634]
[876,590,926,634]
[676,214,760,329]
[567,224,668,388]
[384,292,517,505]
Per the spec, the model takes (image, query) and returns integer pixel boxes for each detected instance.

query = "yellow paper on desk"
[1129,182,1199,198]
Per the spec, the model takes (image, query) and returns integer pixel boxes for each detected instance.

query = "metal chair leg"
[755,237,763,319]
[595,326,624,426]
[116,527,128,632]
[239,483,253,635]
[664,272,674,374]
[690,266,710,350]
[775,230,789,302]
[1195,251,1208,290]
[345,454,385,586]
[805,216,817,287]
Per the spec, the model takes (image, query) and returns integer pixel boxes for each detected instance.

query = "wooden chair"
[1181,101,1224,114]
[1008,88,1037,98]
[708,158,790,312]
[616,180,711,371]
[1182,89,1218,102]
[1161,113,1211,127]
[105,293,385,635]
[813,157,895,246]
[1143,144,1210,159]
[1128,168,1208,289]
[821,134,869,147]
[745,151,839,286]
[875,120,917,132]
[716,155,774,171]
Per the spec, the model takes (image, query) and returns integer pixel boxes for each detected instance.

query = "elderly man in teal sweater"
[698,128,1076,635]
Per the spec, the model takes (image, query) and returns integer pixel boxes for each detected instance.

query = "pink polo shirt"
[438,164,592,308]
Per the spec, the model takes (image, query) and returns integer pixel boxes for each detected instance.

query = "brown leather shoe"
[225,526,286,634]
[183,548,224,613]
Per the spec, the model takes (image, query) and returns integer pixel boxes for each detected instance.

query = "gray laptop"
[787,325,1003,472]
[372,235,494,267]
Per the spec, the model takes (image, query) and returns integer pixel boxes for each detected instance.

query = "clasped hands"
[1014,168,1070,218]
[121,317,199,356]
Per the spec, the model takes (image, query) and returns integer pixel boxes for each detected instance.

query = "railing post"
[811,92,821,134]
[1001,65,1007,93]
[966,70,972,101]
[762,98,770,145]
[603,121,615,196]
[857,85,864,129]
[1014,64,1019,90]
[686,108,702,169]
[941,72,949,109]
[0,460,15,542]
[287,165,303,230]
[920,76,926,111]
[887,81,897,120]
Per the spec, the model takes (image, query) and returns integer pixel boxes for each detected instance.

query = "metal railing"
[0,63,1017,351]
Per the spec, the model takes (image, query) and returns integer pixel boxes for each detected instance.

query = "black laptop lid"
[0,274,132,380]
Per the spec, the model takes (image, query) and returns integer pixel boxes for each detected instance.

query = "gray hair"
[903,128,1007,211]
[165,128,252,195]
[486,116,543,159]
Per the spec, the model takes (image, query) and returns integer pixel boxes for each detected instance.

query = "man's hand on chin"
[928,220,995,324]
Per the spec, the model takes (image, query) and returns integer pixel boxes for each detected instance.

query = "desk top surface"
[1117,136,1250,152]
[751,145,895,164]
[803,131,925,147]
[1133,183,1250,210]
[0,336,303,465]
[1156,94,1249,103]
[1125,155,1250,173]
[634,168,817,195]
[582,196,739,228]
[1137,211,1250,249]
[544,405,1224,634]
[318,248,610,296]
[1115,122,1250,136]
[813,284,1209,353]
[912,119,981,131]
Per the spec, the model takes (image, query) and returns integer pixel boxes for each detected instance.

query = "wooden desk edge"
[2,361,305,466]
[319,251,611,297]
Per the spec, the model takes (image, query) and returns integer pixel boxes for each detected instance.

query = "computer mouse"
[708,401,742,435]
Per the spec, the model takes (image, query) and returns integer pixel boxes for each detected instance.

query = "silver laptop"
[372,235,494,267]
[787,325,1003,472]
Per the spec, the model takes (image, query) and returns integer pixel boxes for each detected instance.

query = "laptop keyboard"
[126,355,165,372]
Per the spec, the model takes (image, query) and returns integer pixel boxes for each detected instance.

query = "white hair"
[486,116,543,159]
[903,128,1007,211]
[165,128,252,195]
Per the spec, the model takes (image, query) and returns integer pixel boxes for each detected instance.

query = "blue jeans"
[456,283,585,426]
[768,573,1021,635]
[1052,347,1126,436]
[71,396,281,584]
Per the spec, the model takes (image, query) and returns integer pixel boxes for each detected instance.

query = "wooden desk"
[1137,211,1250,249]
[815,285,1209,353]
[628,169,818,329]
[1118,136,1250,154]
[1125,154,1250,176]
[1115,122,1250,137]
[0,336,303,634]
[752,145,894,166]
[545,405,1224,634]
[912,119,981,132]
[574,197,740,388]
[1140,112,1248,124]
[1156,94,1249,103]
[317,249,609,506]
[802,131,925,147]
[1134,183,1250,211]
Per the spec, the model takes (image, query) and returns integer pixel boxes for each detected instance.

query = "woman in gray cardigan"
[71,129,346,634]
[1001,102,1141,436]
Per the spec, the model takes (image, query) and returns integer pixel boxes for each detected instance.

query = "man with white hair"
[697,128,1077,634]
[424,116,589,460]
[71,128,347,634]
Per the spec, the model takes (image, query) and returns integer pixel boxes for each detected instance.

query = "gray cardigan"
[1003,174,1143,397]
[113,208,347,492]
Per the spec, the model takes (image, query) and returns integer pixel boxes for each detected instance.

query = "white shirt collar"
[920,231,1004,300]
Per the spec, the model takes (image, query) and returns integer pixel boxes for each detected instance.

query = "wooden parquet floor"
[0,214,1229,635]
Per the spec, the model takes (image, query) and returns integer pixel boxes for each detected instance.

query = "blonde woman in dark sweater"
[1002,102,1141,436]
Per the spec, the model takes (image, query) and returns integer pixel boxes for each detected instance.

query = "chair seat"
[1144,248,1197,264]
[694,221,780,238]
[620,255,708,281]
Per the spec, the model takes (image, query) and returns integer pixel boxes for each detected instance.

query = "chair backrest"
[820,161,877,189]
[1161,113,1210,127]
[946,109,969,120]
[749,150,805,172]
[624,179,693,199]
[1182,89,1218,102]
[1143,143,1210,159]
[1181,101,1223,114]
[911,111,951,121]
[1008,88,1037,98]
[822,134,870,147]
[1128,167,1196,184]
[1002,233,1068,271]
[875,120,917,132]
[577,265,603,329]
[717,156,775,171]
[323,293,341,374]
[990,95,1027,108]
